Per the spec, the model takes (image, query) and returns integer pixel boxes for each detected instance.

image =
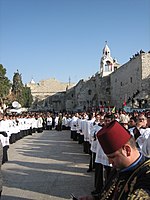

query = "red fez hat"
[97,120,131,154]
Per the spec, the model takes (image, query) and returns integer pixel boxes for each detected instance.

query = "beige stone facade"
[27,78,74,108]
[28,45,150,112]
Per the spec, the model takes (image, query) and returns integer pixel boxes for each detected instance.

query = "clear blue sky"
[0,0,150,84]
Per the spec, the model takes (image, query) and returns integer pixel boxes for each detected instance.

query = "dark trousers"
[94,163,103,192]
[57,124,62,131]
[47,125,52,130]
[37,127,43,133]
[94,163,112,192]
[9,134,16,144]
[89,151,96,170]
[73,131,78,141]
[78,134,84,144]
[83,141,90,154]
[71,131,77,140]
[62,125,66,130]
[2,145,9,164]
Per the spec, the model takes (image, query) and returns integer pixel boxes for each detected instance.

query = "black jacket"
[98,155,150,200]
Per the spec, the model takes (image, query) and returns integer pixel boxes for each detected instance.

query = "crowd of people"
[66,110,150,199]
[0,109,149,199]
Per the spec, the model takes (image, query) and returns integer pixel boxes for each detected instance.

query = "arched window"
[105,61,112,72]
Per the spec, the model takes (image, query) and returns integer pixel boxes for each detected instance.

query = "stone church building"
[28,43,150,112]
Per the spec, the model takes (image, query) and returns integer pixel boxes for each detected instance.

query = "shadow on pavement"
[1,130,94,200]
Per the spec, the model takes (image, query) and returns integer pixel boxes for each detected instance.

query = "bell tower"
[100,41,116,77]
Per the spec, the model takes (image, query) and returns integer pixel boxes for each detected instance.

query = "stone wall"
[29,52,150,112]
[111,52,150,109]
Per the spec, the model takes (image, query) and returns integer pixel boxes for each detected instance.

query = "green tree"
[11,70,24,105]
[11,70,33,107]
[22,85,33,107]
[0,64,11,103]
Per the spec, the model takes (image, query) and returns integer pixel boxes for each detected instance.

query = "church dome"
[30,78,35,84]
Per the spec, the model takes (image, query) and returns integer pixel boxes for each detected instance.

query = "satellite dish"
[12,101,21,108]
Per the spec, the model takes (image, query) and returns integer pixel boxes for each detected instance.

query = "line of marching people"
[0,111,71,198]
[69,110,150,196]
[0,111,75,165]
[0,112,46,165]
[0,112,46,198]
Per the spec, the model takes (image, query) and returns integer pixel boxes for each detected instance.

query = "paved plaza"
[1,130,94,200]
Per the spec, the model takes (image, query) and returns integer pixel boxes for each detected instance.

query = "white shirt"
[95,126,111,166]
[37,117,43,128]
[90,123,101,153]
[70,116,78,131]
[47,117,52,126]
[136,128,150,150]
[141,134,150,157]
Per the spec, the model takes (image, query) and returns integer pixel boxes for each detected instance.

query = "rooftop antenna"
[69,76,71,86]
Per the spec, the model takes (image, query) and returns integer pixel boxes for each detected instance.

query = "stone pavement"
[1,130,94,200]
